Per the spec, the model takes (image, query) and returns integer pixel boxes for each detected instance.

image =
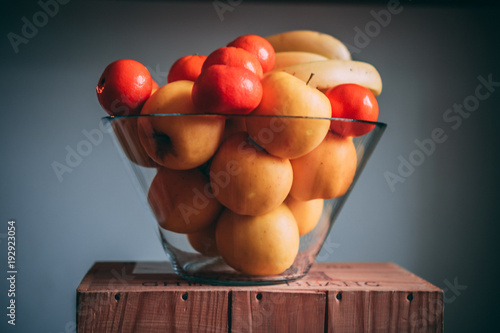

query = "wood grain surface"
[77,262,443,332]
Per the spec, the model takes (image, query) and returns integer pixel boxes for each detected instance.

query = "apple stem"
[306,73,315,86]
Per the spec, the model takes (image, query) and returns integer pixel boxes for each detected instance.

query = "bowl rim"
[102,113,387,128]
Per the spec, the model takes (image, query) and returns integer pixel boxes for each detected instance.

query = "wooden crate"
[77,262,443,332]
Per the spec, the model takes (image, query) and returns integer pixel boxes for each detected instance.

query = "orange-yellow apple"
[222,116,247,141]
[148,167,222,234]
[111,118,157,168]
[138,80,225,170]
[187,223,219,256]
[290,131,357,201]
[209,132,293,216]
[215,204,299,275]
[284,196,323,236]
[245,71,331,159]
[151,79,159,94]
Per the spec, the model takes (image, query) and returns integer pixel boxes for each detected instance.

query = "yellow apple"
[151,79,159,94]
[187,223,219,257]
[209,132,293,216]
[284,196,323,236]
[138,80,225,170]
[215,204,299,275]
[290,131,357,200]
[245,71,331,159]
[222,116,247,141]
[148,167,222,234]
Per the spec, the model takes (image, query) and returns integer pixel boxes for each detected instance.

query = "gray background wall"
[1,0,499,332]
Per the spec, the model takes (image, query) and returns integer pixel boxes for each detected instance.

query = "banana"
[273,59,382,96]
[266,30,351,61]
[273,51,328,70]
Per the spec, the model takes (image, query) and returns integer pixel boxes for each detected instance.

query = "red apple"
[96,59,152,116]
[202,46,263,78]
[325,83,379,137]
[167,54,207,83]
[227,34,276,73]
[192,64,262,115]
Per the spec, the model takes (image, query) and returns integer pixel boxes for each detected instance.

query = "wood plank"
[328,290,444,333]
[231,290,326,332]
[77,290,229,333]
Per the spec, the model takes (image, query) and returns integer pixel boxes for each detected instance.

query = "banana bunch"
[266,30,382,96]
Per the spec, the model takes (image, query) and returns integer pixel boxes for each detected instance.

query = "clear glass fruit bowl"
[103,114,386,286]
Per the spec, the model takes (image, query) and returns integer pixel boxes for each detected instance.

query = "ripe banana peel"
[273,51,328,70]
[266,30,352,61]
[273,60,383,96]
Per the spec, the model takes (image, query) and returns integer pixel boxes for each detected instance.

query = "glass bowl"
[104,114,386,286]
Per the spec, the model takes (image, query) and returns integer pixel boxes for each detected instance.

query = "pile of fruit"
[96,30,382,276]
